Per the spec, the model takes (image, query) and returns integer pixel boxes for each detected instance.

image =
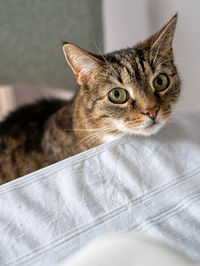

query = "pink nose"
[141,106,160,119]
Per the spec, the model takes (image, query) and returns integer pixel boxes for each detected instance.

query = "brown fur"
[0,15,180,184]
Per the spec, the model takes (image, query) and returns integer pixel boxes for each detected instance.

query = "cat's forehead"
[106,48,153,87]
[105,46,175,89]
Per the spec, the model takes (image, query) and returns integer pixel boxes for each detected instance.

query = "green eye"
[153,74,169,91]
[108,88,129,104]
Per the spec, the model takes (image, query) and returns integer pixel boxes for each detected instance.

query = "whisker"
[64,127,112,132]
[155,59,172,68]
[87,129,114,143]
[80,128,116,145]
[93,36,121,79]
[78,127,114,144]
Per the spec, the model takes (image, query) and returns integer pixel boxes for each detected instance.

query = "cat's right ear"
[63,42,104,85]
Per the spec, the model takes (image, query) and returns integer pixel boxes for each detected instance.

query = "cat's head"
[63,15,180,139]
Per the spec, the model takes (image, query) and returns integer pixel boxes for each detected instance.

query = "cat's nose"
[141,106,160,119]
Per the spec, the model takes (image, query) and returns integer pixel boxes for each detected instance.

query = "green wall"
[0,0,103,90]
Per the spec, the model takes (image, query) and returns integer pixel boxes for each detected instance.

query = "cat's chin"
[135,121,165,136]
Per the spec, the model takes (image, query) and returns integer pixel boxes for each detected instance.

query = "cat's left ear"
[148,14,178,59]
[63,42,104,85]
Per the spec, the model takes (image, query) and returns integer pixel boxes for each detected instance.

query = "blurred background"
[0,0,199,120]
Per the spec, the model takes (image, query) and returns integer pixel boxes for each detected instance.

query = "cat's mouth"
[145,120,160,129]
[146,120,157,128]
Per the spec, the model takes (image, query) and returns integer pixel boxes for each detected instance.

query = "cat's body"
[0,15,180,184]
[0,99,69,182]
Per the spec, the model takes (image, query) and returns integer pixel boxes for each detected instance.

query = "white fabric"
[61,232,194,266]
[1,107,200,265]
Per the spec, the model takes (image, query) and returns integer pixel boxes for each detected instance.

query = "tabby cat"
[0,15,180,184]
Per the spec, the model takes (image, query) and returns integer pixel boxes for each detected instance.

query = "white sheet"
[1,107,200,265]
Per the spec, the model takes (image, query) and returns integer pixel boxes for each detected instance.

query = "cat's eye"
[153,74,169,91]
[108,88,129,104]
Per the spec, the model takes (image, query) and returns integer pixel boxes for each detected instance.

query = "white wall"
[102,0,200,113]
